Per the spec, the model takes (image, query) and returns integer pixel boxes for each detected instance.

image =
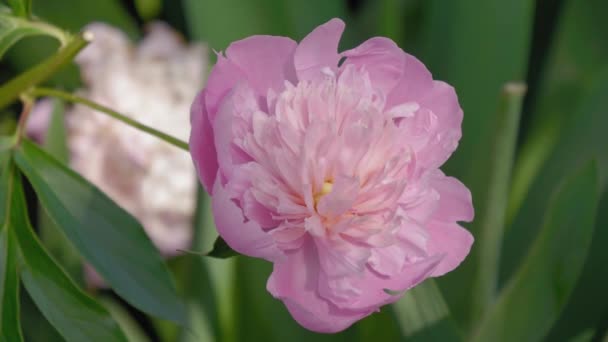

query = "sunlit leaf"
[13,139,185,323]
[473,161,599,342]
[7,162,127,341]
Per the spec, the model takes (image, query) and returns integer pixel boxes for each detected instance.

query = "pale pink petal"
[415,81,463,170]
[267,240,371,333]
[367,244,407,276]
[386,53,434,107]
[319,254,443,310]
[242,190,278,228]
[212,84,261,182]
[211,176,283,262]
[317,175,360,218]
[294,18,345,81]
[341,37,404,96]
[315,237,371,278]
[190,91,218,193]
[430,171,474,223]
[226,36,297,98]
[204,55,245,123]
[426,221,474,277]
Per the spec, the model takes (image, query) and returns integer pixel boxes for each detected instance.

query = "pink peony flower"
[190,18,474,333]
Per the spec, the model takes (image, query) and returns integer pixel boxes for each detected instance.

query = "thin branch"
[29,88,190,152]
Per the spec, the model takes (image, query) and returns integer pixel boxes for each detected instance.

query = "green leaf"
[0,32,87,109]
[417,0,535,328]
[392,280,461,341]
[99,296,149,342]
[183,0,347,50]
[0,6,64,60]
[19,289,63,342]
[3,0,138,90]
[507,0,608,222]
[6,161,127,341]
[472,161,599,342]
[0,157,23,341]
[471,83,526,321]
[13,139,185,323]
[6,0,31,18]
[192,191,237,342]
[36,99,82,282]
[502,68,608,340]
[206,236,238,259]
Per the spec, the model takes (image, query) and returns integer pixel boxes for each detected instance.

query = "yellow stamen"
[314,180,334,205]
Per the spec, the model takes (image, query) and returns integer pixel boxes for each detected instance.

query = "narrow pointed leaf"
[0,156,23,341]
[6,162,127,341]
[13,139,185,323]
[473,161,599,342]
[38,99,82,282]
[472,83,526,320]
[503,68,608,339]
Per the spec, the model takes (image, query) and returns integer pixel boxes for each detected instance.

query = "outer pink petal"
[190,91,219,193]
[211,176,283,262]
[294,18,345,81]
[225,35,297,98]
[385,52,434,107]
[416,81,463,169]
[341,37,404,96]
[426,220,474,277]
[204,55,245,123]
[267,239,371,333]
[431,171,474,223]
[319,254,443,310]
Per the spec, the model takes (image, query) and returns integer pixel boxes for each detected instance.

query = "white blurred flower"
[28,22,207,286]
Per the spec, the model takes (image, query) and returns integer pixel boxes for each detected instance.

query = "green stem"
[471,82,526,325]
[14,95,33,145]
[0,32,90,109]
[29,88,189,151]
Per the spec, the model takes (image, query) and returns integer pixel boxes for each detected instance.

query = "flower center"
[314,180,334,206]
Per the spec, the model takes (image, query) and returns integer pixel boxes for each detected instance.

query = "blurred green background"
[1,0,607,341]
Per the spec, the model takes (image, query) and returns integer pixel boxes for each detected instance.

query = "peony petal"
[267,239,372,333]
[319,254,443,310]
[226,35,297,99]
[426,220,474,277]
[317,175,360,219]
[385,52,434,108]
[211,176,283,262]
[204,55,245,123]
[368,244,407,276]
[212,84,261,182]
[341,37,404,96]
[315,237,371,278]
[190,90,219,193]
[430,171,474,223]
[294,18,345,81]
[416,81,463,170]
